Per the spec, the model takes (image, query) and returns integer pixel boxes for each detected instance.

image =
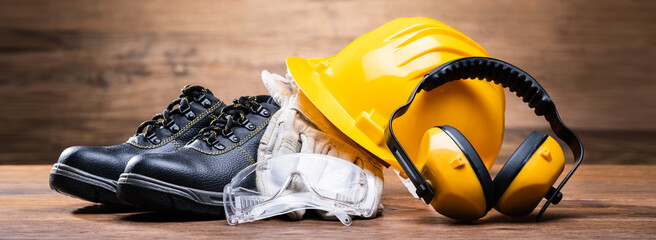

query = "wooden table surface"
[1,164,654,239]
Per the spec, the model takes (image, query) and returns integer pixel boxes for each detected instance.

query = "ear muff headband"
[385,57,584,221]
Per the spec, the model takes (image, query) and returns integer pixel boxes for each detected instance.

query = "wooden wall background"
[0,0,654,164]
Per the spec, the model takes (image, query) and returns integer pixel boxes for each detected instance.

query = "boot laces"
[136,85,212,136]
[199,96,264,146]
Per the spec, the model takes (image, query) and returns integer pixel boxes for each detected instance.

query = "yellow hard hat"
[286,17,505,171]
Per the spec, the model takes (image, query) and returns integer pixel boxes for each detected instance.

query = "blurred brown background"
[0,0,654,165]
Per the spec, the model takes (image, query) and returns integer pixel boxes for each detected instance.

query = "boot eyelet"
[238,118,256,131]
[229,134,239,143]
[164,120,179,133]
[237,116,248,125]
[252,105,270,117]
[180,103,196,120]
[245,122,256,131]
[195,94,212,108]
[185,111,196,120]
[221,129,233,137]
[208,136,220,146]
[146,132,161,144]
[201,99,212,108]
[260,109,270,117]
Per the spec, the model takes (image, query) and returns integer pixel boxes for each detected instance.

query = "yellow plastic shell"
[495,136,565,216]
[286,17,505,172]
[418,128,487,221]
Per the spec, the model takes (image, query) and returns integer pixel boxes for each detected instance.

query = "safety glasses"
[223,153,377,226]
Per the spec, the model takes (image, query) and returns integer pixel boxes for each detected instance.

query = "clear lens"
[223,153,377,226]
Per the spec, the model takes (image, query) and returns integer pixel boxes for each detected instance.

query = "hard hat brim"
[286,56,397,164]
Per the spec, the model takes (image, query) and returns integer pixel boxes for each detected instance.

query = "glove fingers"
[314,130,357,162]
[262,70,293,107]
[325,144,343,159]
[261,110,284,160]
[271,114,301,156]
[277,129,300,155]
[298,132,314,154]
[260,70,291,161]
[298,127,337,158]
[289,77,301,97]
[361,157,385,181]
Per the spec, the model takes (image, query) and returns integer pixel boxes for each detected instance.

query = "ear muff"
[493,132,548,203]
[494,134,565,216]
[386,57,584,221]
[422,126,494,221]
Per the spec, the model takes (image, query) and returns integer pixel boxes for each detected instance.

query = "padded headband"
[385,57,584,221]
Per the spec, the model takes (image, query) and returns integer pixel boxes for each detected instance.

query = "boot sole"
[49,163,121,205]
[117,173,224,216]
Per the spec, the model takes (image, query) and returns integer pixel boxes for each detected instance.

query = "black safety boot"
[117,95,279,215]
[49,85,226,205]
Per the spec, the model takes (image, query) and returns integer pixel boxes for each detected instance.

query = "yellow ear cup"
[494,136,565,216]
[418,126,494,221]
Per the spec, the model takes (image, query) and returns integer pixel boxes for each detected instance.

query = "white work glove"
[257,70,385,220]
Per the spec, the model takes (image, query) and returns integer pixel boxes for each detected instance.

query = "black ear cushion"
[493,131,548,204]
[438,125,495,211]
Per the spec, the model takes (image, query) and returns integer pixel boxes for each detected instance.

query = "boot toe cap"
[124,151,244,192]
[57,146,125,179]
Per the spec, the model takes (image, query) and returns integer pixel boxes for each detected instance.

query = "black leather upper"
[124,95,280,192]
[56,86,226,180]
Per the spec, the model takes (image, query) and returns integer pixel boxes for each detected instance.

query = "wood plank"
[0,0,654,164]
[0,164,654,239]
